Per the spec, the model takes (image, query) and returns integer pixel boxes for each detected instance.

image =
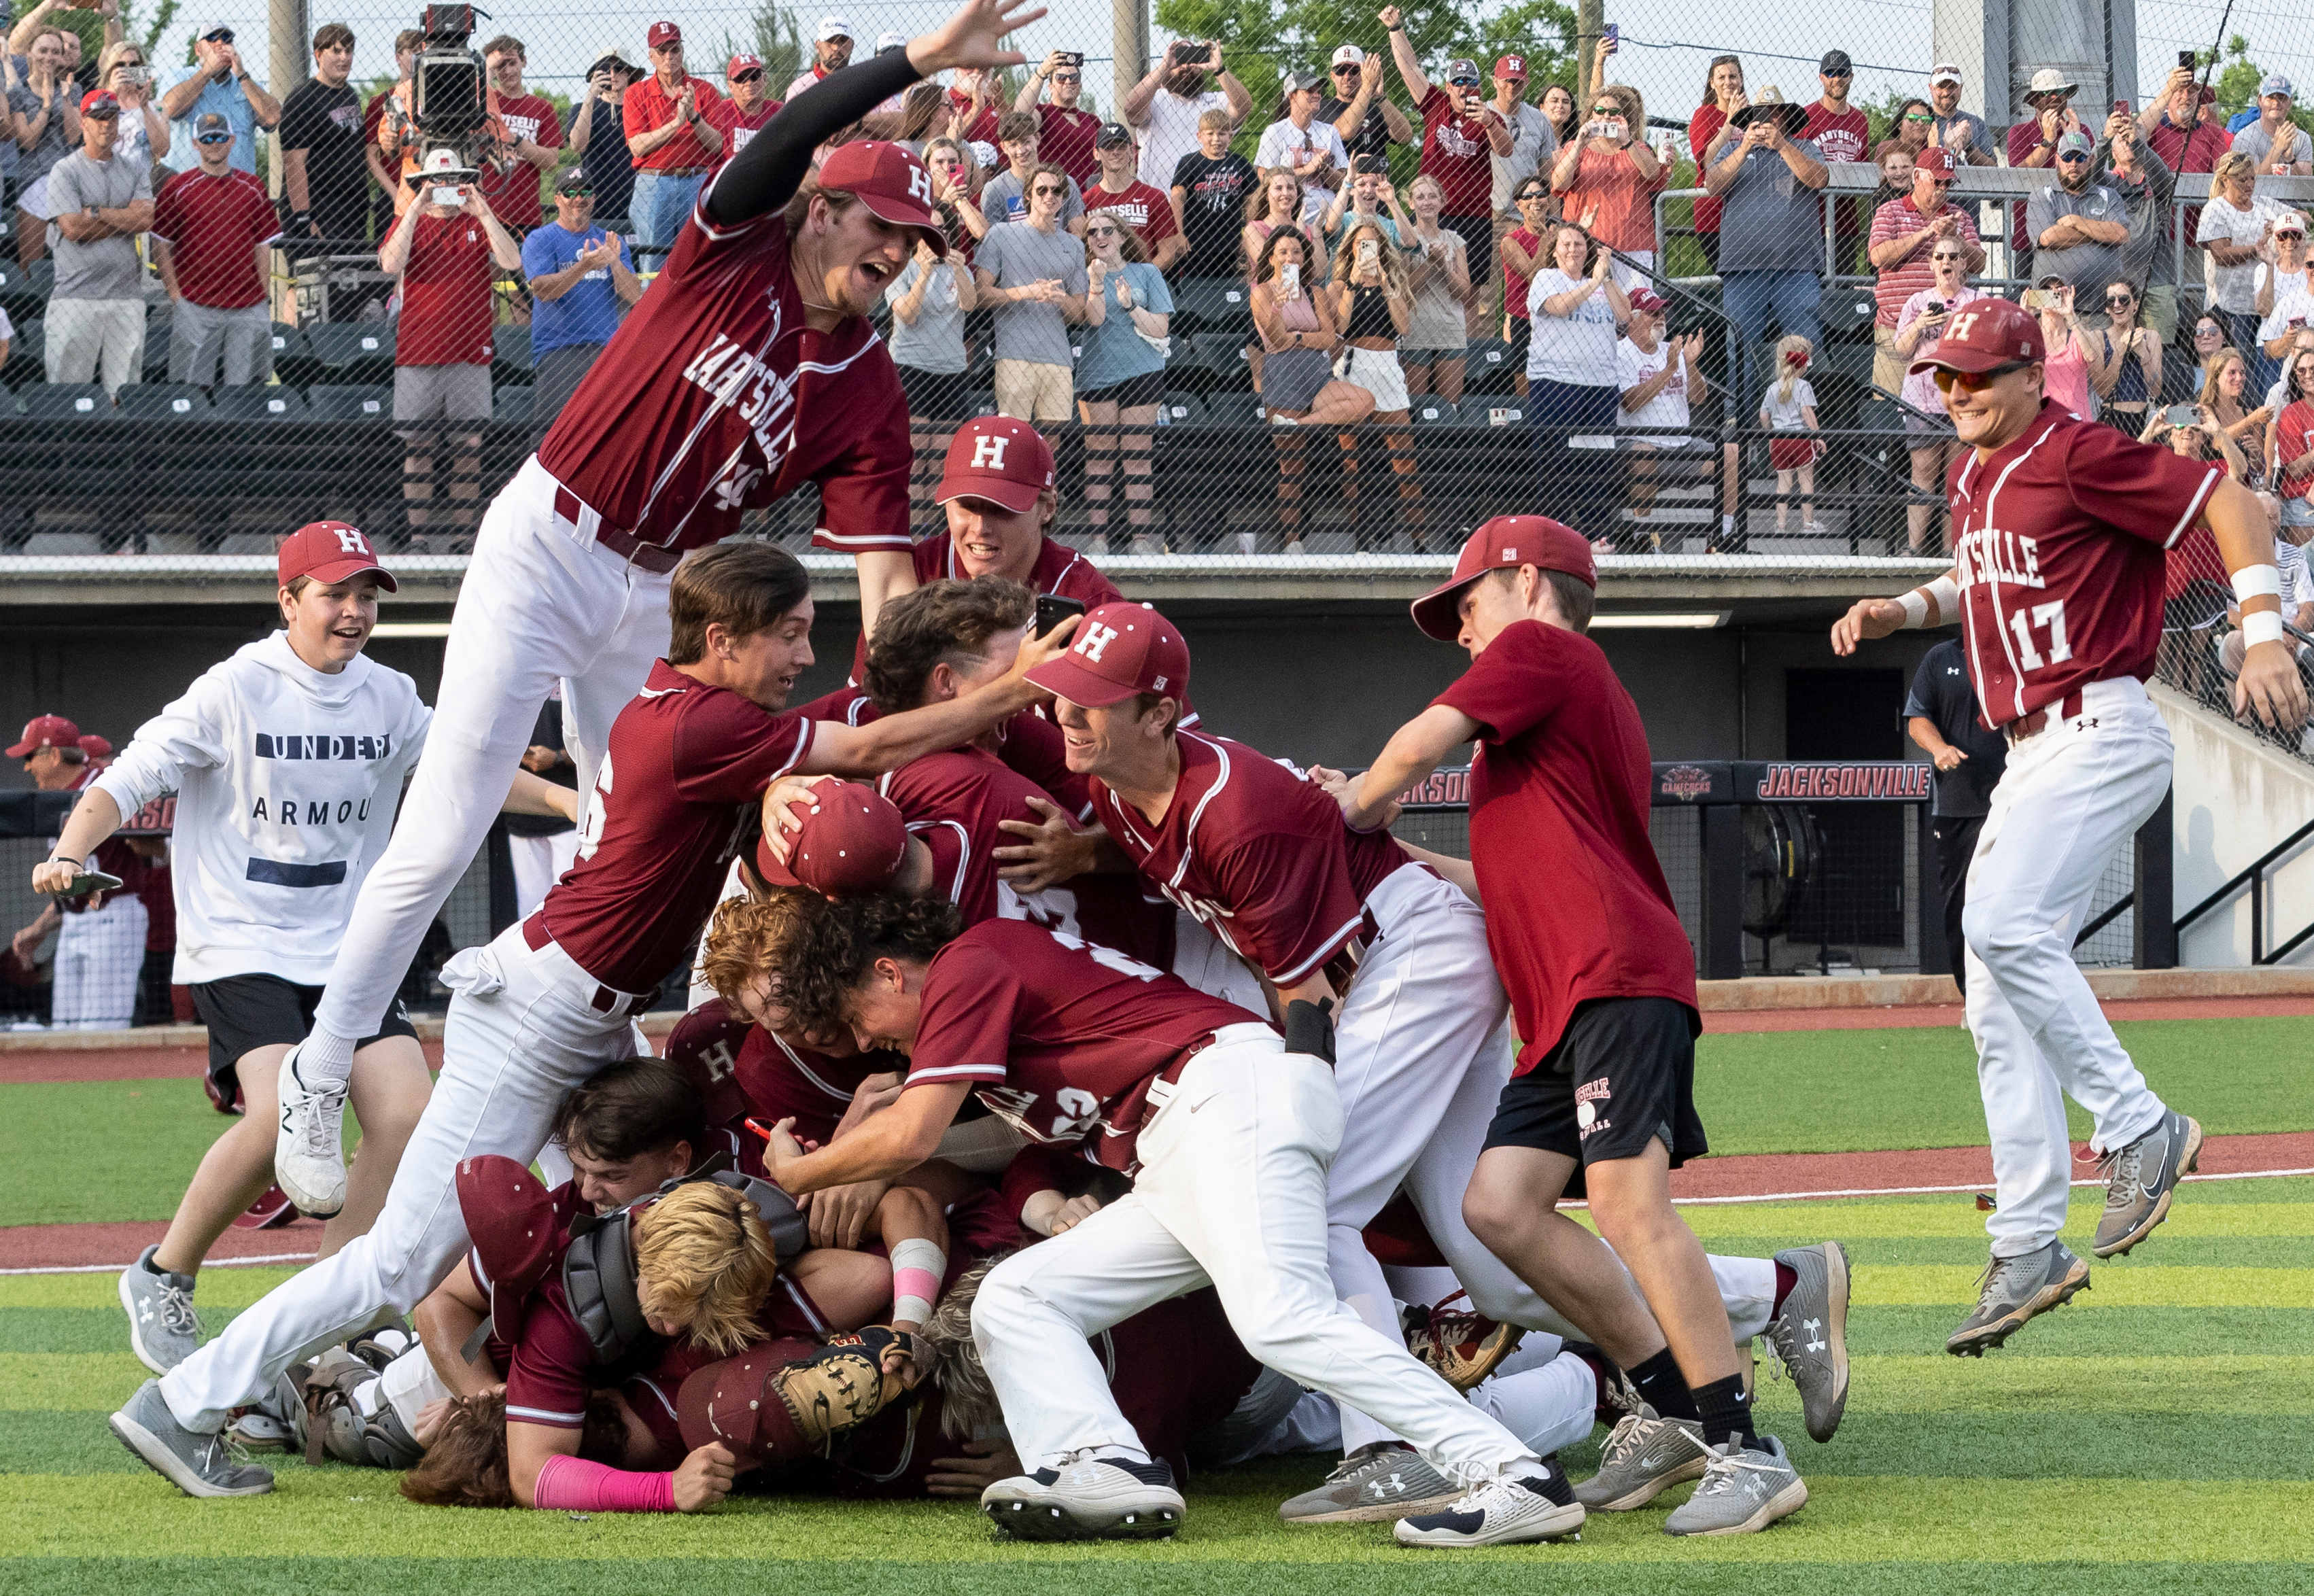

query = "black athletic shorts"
[190,973,419,1114]
[1483,996,1708,1199]
[1077,371,1167,409]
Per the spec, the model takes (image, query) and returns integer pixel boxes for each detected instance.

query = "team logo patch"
[1574,1077,1612,1140]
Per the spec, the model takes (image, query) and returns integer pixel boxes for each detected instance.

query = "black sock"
[1692,1373,1760,1451]
[1627,1348,1699,1421]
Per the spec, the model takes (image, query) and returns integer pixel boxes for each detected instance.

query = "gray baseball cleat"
[118,1245,202,1374]
[1765,1242,1852,1442]
[1662,1433,1808,1536]
[1278,1441,1462,1523]
[1946,1239,2091,1356]
[2092,1110,2203,1259]
[1572,1408,1708,1510]
[110,1379,274,1497]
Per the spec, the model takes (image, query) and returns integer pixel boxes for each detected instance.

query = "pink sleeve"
[533,1453,678,1512]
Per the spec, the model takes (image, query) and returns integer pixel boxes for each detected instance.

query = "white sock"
[295,1028,358,1090]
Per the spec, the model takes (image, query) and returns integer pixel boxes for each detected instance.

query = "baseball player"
[107,542,1080,1497]
[267,0,1047,1227]
[1831,300,2309,1355]
[743,895,1585,1547]
[1335,517,1812,1536]
[1009,601,1844,1523]
[12,714,148,1029]
[29,527,574,1374]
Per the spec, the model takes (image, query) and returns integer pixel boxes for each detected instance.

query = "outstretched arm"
[1339,704,1481,830]
[1830,567,1962,656]
[2207,474,2313,731]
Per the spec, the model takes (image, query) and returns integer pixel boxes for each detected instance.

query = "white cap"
[420,145,466,175]
[1929,62,1963,86]
[816,14,854,42]
[1331,44,1364,67]
[876,30,906,52]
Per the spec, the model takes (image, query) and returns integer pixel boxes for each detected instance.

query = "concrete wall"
[2155,684,2314,968]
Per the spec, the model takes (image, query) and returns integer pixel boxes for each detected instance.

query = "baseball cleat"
[1765,1242,1852,1442]
[230,1185,299,1230]
[110,1379,273,1497]
[1572,1408,1708,1510]
[119,1245,202,1374]
[983,1453,1184,1541]
[273,1045,348,1219]
[1407,1302,1526,1391]
[2092,1111,2203,1259]
[1662,1433,1807,1536]
[1393,1463,1585,1548]
[1946,1240,2091,1356]
[1278,1441,1462,1523]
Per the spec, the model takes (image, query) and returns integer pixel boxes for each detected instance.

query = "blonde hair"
[918,1254,1008,1439]
[2199,347,2247,409]
[2213,150,2256,189]
[98,40,147,77]
[633,1183,778,1357]
[1774,333,1814,406]
[1339,220,1409,300]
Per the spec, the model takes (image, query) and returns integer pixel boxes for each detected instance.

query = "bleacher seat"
[1203,390,1268,426]
[1157,392,1208,425]
[494,324,532,374]
[22,531,105,554]
[1173,279,1251,339]
[1188,332,1254,391]
[9,317,42,373]
[1464,339,1519,395]
[1819,282,1878,343]
[309,321,397,372]
[305,384,394,421]
[267,322,318,384]
[20,384,112,419]
[1410,398,1460,426]
[211,385,310,420]
[1464,400,1527,428]
[493,384,533,423]
[118,384,211,419]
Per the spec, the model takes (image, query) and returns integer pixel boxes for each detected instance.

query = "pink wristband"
[533,1451,676,1512]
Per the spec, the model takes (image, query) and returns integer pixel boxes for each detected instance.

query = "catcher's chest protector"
[563,1170,811,1364]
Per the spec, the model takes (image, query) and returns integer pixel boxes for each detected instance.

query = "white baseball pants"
[377,1341,454,1432]
[509,829,583,922]
[50,896,147,1028]
[972,1026,1542,1487]
[308,457,673,1054]
[158,924,644,1432]
[1963,676,2173,1257]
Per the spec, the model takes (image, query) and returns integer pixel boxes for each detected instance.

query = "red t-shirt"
[1799,102,1869,237]
[947,89,999,148]
[479,90,564,230]
[1434,620,1697,1070]
[1869,196,1980,328]
[623,74,725,172]
[1949,402,2223,726]
[1090,731,1404,988]
[1084,179,1180,246]
[394,211,497,367]
[903,919,1262,1173]
[541,660,812,994]
[2147,115,2228,241]
[1035,103,1103,186]
[1502,224,1541,324]
[1417,86,1493,217]
[539,200,910,555]
[151,168,281,311]
[710,97,781,169]
[1689,104,1729,235]
[2275,400,2314,503]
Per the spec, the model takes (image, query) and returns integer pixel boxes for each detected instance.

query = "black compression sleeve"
[703,52,927,228]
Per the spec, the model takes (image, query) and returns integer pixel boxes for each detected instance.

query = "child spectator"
[1402,174,1471,404]
[1759,334,1823,534]
[1168,108,1256,281]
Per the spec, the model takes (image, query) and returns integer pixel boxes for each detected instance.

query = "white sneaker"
[1393,1465,1585,1548]
[983,1452,1184,1540]
[272,1043,348,1218]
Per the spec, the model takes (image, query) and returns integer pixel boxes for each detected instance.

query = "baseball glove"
[772,1328,903,1448]
[1406,1305,1525,1393]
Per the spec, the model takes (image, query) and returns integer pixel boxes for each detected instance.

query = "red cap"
[7,714,81,758]
[1907,296,2043,376]
[1493,54,1527,80]
[77,733,113,763]
[1410,516,1596,642]
[753,779,910,897]
[1024,601,1190,708]
[276,520,398,591]
[936,415,1055,513]
[814,140,947,255]
[1915,145,1956,177]
[646,20,681,48]
[727,52,763,76]
[676,1335,821,1465]
[455,1155,562,1347]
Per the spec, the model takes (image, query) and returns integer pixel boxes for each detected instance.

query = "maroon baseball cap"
[936,415,1055,513]
[727,51,763,77]
[1493,54,1527,81]
[455,1155,562,1346]
[753,779,910,897]
[1024,602,1190,709]
[815,140,947,255]
[77,733,113,763]
[277,520,398,591]
[677,1334,821,1465]
[646,20,682,48]
[1411,516,1596,642]
[1908,296,2043,377]
[7,714,80,758]
[1915,145,1956,177]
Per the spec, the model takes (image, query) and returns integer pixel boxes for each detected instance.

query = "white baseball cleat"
[272,1043,348,1218]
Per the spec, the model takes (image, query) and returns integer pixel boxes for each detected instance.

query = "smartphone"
[1058,51,1084,67]
[1035,593,1088,636]
[2112,99,2129,116]
[50,869,122,900]
[2164,404,2200,428]
[1278,261,1300,296]
[2023,288,2052,311]
[1168,41,1196,66]
[2178,49,2196,69]
[430,185,464,207]
[1925,299,1947,315]
[1602,22,1619,50]
[1356,237,1380,271]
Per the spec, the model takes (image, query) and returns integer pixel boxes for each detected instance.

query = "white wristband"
[1895,590,1929,628]
[2241,609,2286,649]
[2231,563,2282,605]
[1923,572,1961,623]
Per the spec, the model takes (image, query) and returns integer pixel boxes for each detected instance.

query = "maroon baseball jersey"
[1434,619,1697,1071]
[1090,732,1404,988]
[734,1023,902,1147]
[1948,402,2222,725]
[537,197,910,555]
[659,997,755,1130]
[540,661,812,994]
[903,919,1262,1173]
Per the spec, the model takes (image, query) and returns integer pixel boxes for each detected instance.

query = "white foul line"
[0,1250,317,1277]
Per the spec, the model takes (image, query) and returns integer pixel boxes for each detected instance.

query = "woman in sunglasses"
[2087,281,2160,430]
[97,40,167,173]
[1548,81,1661,288]
[1890,238,1996,551]
[1075,213,1173,551]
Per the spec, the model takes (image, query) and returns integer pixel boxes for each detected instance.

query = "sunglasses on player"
[1932,360,2031,393]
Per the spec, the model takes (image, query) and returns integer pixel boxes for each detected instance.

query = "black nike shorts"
[1482,996,1708,1200]
[190,973,419,1113]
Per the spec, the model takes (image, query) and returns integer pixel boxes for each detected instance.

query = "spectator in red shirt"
[1868,146,1982,396]
[1382,7,1508,297]
[1498,176,1551,394]
[1082,122,1184,271]
[623,21,724,252]
[1014,49,1101,185]
[152,114,283,387]
[1689,54,1744,270]
[477,36,564,232]
[381,152,523,544]
[1801,50,1869,269]
[1549,81,1665,287]
[941,65,1003,149]
[2137,64,2227,283]
[711,54,779,167]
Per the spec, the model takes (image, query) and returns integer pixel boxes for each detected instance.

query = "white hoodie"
[93,632,431,986]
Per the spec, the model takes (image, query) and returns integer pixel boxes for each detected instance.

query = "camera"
[1058,51,1083,68]
[411,3,490,174]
